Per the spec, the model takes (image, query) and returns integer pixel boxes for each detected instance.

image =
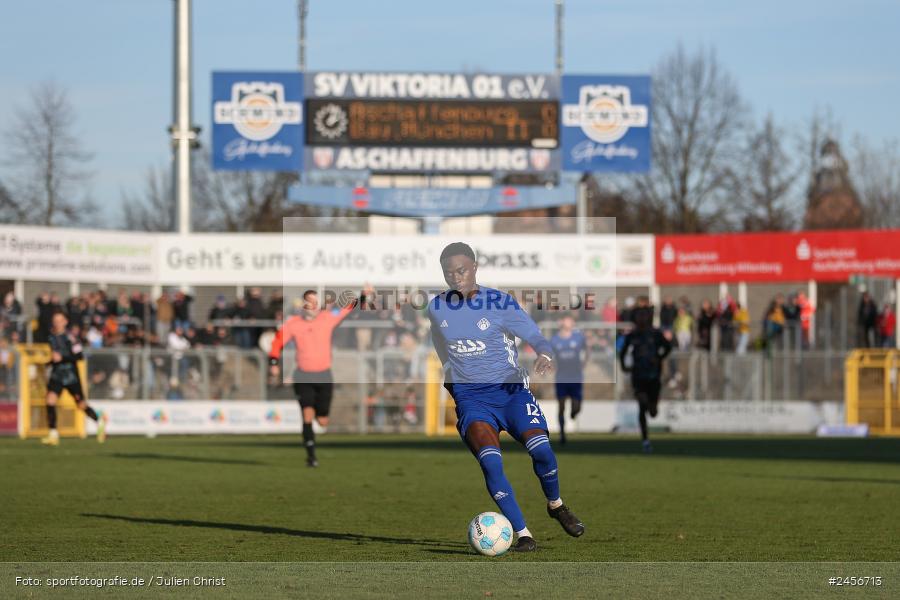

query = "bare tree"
[730,114,801,231]
[852,136,900,229]
[192,151,300,232]
[0,81,95,225]
[629,45,748,232]
[121,167,175,231]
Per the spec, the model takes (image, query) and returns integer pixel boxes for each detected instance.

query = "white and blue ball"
[467,511,513,556]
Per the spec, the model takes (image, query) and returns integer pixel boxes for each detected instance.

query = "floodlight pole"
[555,0,564,78]
[171,0,195,235]
[298,0,309,71]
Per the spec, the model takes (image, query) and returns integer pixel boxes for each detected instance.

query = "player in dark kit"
[618,303,672,453]
[549,314,588,445]
[428,242,585,552]
[41,312,106,446]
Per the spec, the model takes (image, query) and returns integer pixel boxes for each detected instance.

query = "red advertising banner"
[655,229,900,284]
[0,403,17,435]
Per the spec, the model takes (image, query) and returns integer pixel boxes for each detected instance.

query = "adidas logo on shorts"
[530,417,540,424]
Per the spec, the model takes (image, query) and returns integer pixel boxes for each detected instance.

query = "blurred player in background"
[428,242,585,552]
[549,314,589,445]
[41,312,106,446]
[269,287,367,467]
[619,302,672,453]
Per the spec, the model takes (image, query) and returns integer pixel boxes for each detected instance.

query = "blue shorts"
[454,384,549,442]
[554,381,583,402]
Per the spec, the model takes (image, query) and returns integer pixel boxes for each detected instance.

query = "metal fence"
[3,340,848,434]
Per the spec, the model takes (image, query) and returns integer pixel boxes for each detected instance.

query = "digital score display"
[307,99,558,148]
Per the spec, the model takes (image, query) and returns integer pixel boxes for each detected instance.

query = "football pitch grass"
[2,433,899,598]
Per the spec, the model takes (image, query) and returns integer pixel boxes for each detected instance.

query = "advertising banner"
[0,225,157,284]
[304,146,559,172]
[560,75,651,172]
[656,229,900,283]
[85,401,304,435]
[287,184,575,217]
[157,232,650,287]
[0,403,16,435]
[615,400,843,434]
[212,72,304,171]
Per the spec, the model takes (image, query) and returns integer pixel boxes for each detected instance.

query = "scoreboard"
[307,99,558,148]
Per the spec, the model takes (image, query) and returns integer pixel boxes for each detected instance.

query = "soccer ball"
[467,511,513,556]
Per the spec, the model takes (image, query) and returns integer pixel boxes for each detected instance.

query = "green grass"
[2,434,899,597]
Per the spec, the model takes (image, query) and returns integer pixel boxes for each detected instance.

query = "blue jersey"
[550,330,586,383]
[428,287,553,403]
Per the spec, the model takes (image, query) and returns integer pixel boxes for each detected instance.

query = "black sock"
[84,406,99,422]
[302,422,316,458]
[47,405,57,429]
[638,408,648,442]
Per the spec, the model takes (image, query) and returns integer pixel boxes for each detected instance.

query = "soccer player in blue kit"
[549,314,588,445]
[428,242,585,552]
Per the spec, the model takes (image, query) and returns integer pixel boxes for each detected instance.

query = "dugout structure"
[16,344,86,439]
[845,349,900,435]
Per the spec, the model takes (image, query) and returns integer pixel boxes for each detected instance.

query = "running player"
[41,312,106,446]
[618,303,672,453]
[269,288,364,467]
[428,242,584,552]
[549,314,588,445]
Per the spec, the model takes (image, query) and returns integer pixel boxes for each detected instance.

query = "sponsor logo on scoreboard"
[560,76,651,173]
[214,81,302,141]
[212,72,304,171]
[562,85,648,144]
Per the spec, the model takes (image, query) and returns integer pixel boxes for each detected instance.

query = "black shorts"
[633,379,661,411]
[293,369,333,417]
[47,377,85,402]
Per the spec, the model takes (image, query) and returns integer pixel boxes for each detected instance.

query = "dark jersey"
[48,332,84,386]
[619,328,671,382]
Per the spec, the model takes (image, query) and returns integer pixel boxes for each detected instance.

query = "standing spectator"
[619,296,636,324]
[172,290,193,331]
[783,294,801,347]
[35,292,60,343]
[673,306,693,350]
[878,303,896,348]
[156,292,174,341]
[267,289,284,320]
[734,302,751,354]
[717,295,735,351]
[696,300,716,351]
[231,296,251,348]
[659,297,677,334]
[245,287,267,347]
[167,325,191,380]
[797,291,815,349]
[764,294,786,349]
[1,292,22,339]
[208,295,230,322]
[857,292,878,348]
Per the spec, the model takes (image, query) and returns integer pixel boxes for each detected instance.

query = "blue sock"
[476,446,527,532]
[526,434,561,502]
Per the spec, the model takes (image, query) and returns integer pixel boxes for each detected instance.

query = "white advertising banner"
[85,400,304,435]
[0,225,157,284]
[0,225,653,288]
[160,233,652,287]
[615,400,844,434]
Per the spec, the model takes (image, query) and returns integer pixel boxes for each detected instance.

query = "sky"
[0,0,898,227]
